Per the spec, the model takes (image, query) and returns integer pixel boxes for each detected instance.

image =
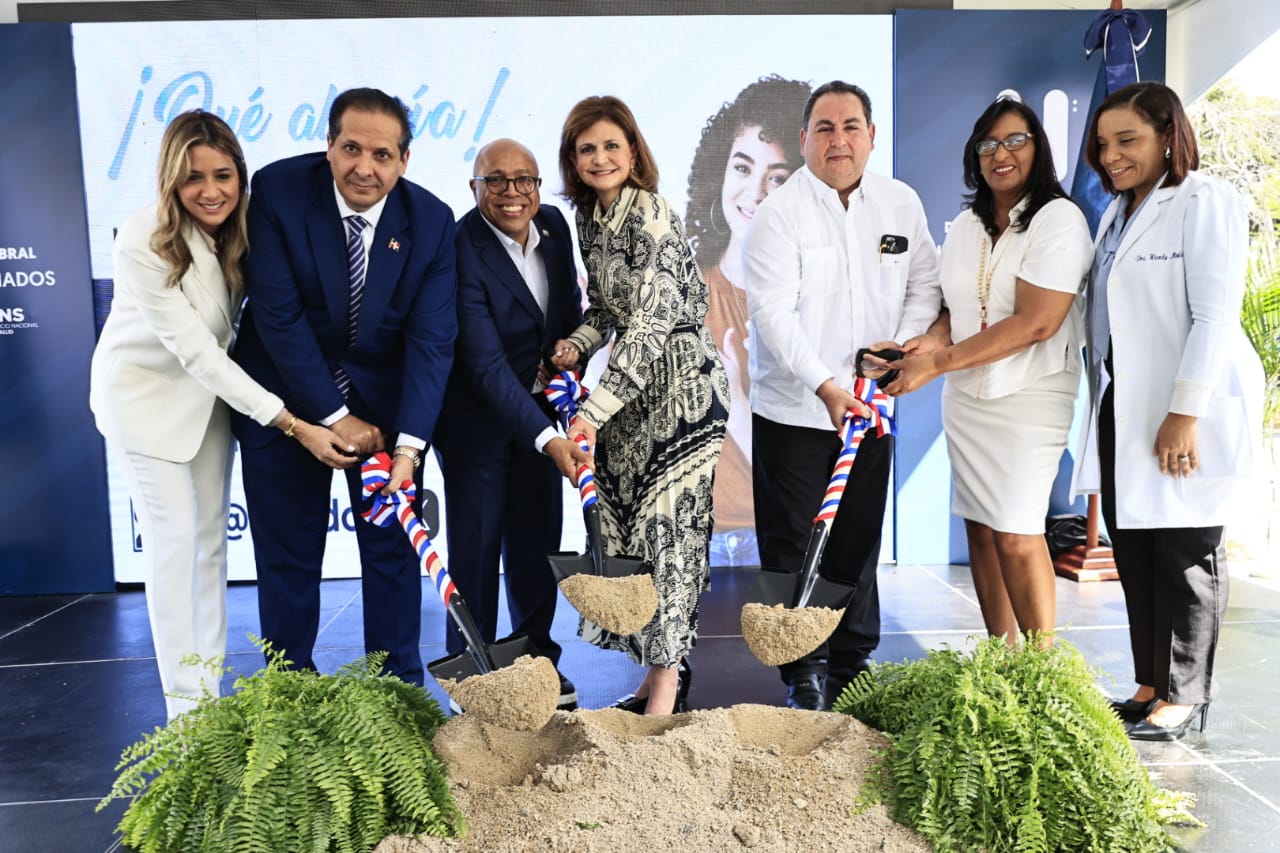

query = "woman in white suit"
[1074,82,1263,741]
[90,111,353,720]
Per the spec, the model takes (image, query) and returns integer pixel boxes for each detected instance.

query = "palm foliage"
[833,637,1192,853]
[1242,239,1280,429]
[97,640,463,853]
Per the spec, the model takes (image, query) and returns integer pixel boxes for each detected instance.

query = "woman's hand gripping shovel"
[361,453,559,730]
[740,377,895,667]
[543,371,657,636]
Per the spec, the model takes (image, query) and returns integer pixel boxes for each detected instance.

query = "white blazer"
[90,204,282,462]
[1072,172,1264,528]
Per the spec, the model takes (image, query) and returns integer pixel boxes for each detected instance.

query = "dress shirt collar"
[480,213,541,258]
[593,184,639,230]
[332,183,388,230]
[798,164,868,210]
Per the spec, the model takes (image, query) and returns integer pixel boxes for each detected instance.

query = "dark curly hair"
[962,97,1074,237]
[685,76,810,269]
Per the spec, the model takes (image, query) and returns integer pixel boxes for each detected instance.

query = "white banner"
[73,15,894,580]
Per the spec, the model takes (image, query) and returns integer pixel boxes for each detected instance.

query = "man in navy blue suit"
[434,138,589,709]
[233,88,457,685]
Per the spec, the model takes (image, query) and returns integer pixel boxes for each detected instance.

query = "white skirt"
[942,370,1078,535]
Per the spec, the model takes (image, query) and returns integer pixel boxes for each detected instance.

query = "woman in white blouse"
[90,111,353,719]
[1074,83,1262,740]
[877,97,1092,643]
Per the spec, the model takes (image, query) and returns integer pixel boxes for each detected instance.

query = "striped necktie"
[336,214,369,398]
[345,214,369,343]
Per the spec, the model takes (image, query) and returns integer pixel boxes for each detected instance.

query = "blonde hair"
[152,110,250,294]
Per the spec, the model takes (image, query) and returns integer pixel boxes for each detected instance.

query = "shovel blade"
[427,633,539,683]
[600,554,646,578]
[548,551,594,583]
[549,550,647,582]
[750,566,858,610]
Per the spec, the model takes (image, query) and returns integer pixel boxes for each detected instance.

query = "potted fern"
[97,641,463,853]
[833,637,1195,853]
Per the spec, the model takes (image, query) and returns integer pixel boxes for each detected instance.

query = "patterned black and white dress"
[567,185,729,667]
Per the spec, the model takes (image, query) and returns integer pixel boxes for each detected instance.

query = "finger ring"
[1178,455,1191,462]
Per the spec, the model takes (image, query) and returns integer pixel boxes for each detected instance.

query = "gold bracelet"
[284,415,297,438]
[393,445,422,469]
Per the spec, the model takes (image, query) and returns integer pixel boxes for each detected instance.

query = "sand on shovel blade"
[439,654,559,731]
[740,602,845,667]
[559,573,657,636]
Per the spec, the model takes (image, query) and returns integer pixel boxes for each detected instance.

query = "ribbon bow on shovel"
[741,377,895,667]
[361,454,557,730]
[544,371,657,636]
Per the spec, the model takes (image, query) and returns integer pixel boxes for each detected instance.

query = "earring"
[1164,146,1171,159]
[709,197,729,235]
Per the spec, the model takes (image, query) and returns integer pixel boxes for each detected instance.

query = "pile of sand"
[375,705,928,852]
[439,655,560,732]
[740,603,845,667]
[558,573,658,636]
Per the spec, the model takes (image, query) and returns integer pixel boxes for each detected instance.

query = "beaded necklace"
[975,226,1011,331]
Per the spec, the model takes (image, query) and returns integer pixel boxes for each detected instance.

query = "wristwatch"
[392,445,422,469]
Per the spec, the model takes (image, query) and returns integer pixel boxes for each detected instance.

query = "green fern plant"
[97,639,464,852]
[834,636,1190,853]
[1241,237,1280,429]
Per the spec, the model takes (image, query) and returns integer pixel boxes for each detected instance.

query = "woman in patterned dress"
[551,95,728,716]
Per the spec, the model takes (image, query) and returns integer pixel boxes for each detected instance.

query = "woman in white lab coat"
[90,111,353,719]
[1073,82,1263,741]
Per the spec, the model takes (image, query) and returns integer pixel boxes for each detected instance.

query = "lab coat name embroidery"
[1134,251,1184,262]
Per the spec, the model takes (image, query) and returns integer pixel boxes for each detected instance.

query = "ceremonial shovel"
[358,453,536,683]
[741,377,895,666]
[543,372,656,635]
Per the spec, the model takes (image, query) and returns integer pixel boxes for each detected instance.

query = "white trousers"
[118,404,234,719]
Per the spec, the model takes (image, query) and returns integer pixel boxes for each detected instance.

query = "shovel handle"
[572,434,597,510]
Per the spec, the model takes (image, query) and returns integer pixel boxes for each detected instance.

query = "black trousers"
[752,413,893,684]
[1098,383,1227,705]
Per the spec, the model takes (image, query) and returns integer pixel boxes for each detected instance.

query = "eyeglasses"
[974,132,1034,157]
[473,175,541,195]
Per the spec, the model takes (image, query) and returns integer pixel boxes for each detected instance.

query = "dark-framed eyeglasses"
[473,175,541,195]
[974,132,1034,157]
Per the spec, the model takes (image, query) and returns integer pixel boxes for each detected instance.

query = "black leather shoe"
[1127,703,1209,741]
[786,674,827,711]
[608,693,647,714]
[557,673,579,711]
[826,658,871,707]
[1109,696,1156,723]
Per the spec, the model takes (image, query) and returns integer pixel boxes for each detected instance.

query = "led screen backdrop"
[71,15,895,580]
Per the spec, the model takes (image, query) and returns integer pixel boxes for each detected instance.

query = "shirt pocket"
[878,250,910,301]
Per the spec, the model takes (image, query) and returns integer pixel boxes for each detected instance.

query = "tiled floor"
[2,563,1278,851]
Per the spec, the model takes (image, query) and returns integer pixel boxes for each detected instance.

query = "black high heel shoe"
[610,660,692,714]
[674,659,692,713]
[1110,696,1158,723]
[1127,703,1209,741]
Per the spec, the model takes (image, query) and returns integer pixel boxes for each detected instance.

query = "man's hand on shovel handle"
[546,436,593,483]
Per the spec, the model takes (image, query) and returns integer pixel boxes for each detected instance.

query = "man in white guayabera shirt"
[742,80,941,711]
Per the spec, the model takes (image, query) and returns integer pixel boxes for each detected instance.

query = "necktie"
[345,214,369,343]
[336,214,369,398]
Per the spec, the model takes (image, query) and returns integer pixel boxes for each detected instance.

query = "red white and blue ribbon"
[544,370,596,509]
[814,377,895,524]
[545,370,587,418]
[361,452,457,608]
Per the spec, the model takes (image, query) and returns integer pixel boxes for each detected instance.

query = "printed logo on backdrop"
[0,246,56,290]
[130,492,442,550]
[108,68,510,180]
